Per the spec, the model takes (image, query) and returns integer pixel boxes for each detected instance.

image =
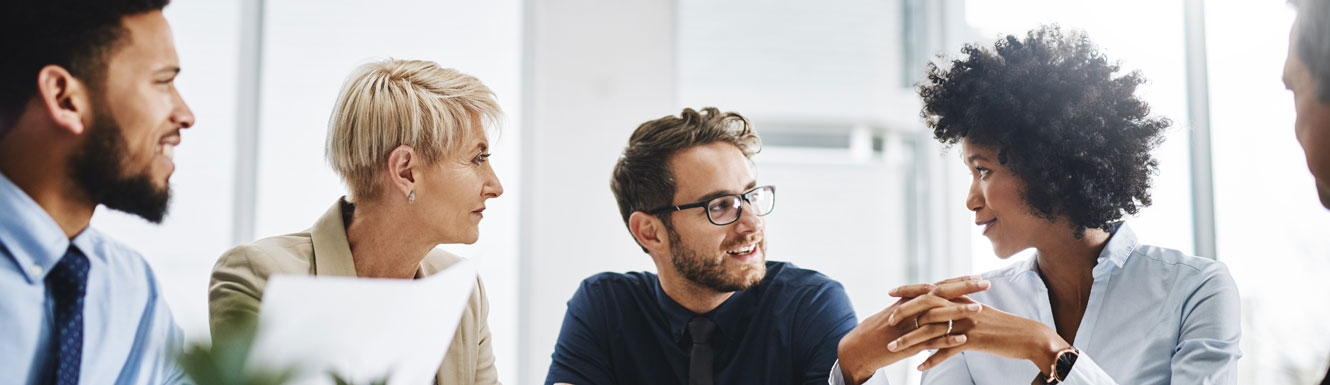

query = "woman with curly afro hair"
[835,26,1242,385]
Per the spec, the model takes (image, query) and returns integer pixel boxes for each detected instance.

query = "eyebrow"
[474,141,489,153]
[965,154,989,163]
[690,180,758,203]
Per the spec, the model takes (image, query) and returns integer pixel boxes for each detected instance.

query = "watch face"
[1055,348,1079,379]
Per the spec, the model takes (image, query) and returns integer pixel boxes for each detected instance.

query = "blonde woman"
[209,59,504,385]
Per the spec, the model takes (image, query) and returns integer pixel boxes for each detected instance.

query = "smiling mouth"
[724,241,760,261]
[977,219,997,235]
[157,143,175,160]
[157,132,180,163]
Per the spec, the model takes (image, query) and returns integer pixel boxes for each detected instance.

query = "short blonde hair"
[326,59,501,201]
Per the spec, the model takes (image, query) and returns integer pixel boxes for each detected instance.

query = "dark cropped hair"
[920,25,1170,237]
[0,0,170,131]
[611,107,762,251]
[1294,0,1330,101]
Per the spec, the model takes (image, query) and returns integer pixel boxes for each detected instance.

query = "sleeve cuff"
[1059,353,1117,385]
[828,360,892,385]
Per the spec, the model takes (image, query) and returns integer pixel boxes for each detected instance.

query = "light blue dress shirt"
[830,223,1241,384]
[0,172,188,384]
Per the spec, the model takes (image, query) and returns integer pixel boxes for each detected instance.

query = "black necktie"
[47,246,90,385]
[688,316,716,385]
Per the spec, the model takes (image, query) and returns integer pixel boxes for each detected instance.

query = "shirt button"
[29,264,43,276]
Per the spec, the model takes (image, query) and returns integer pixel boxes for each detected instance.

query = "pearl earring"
[409,190,415,203]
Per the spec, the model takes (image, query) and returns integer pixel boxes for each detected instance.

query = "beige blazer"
[208,198,500,385]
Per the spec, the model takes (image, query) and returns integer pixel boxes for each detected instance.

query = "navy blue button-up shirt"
[546,261,857,385]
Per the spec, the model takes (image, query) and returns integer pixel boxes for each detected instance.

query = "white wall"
[677,0,907,121]
[518,0,680,382]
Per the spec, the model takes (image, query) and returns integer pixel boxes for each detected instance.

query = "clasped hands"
[837,276,1069,385]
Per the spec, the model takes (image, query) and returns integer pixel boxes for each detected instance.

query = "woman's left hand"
[886,280,1072,373]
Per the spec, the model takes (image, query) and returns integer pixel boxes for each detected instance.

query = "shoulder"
[763,262,857,328]
[760,262,854,322]
[1131,244,1232,277]
[81,228,162,292]
[214,231,315,276]
[420,248,489,311]
[1128,244,1238,298]
[577,270,658,295]
[421,247,465,272]
[762,261,844,292]
[979,257,1036,281]
[421,249,474,290]
[561,271,661,313]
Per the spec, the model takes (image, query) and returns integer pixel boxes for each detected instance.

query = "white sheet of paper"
[246,258,476,385]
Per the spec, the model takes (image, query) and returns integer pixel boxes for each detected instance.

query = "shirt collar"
[310,197,359,277]
[655,263,769,343]
[1016,223,1138,278]
[1097,223,1138,270]
[0,172,74,283]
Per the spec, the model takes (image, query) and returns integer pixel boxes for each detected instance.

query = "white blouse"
[831,223,1242,385]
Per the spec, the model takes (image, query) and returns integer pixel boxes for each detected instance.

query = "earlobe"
[36,65,88,135]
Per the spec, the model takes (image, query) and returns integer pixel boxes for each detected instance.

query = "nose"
[732,200,763,234]
[483,163,503,199]
[965,179,984,212]
[173,89,195,129]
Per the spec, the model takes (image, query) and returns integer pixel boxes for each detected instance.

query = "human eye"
[708,196,738,214]
[156,74,177,86]
[473,153,491,164]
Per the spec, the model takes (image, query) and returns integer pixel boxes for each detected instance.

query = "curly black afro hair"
[919,25,1170,238]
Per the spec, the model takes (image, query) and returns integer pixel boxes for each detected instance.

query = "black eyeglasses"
[647,185,776,226]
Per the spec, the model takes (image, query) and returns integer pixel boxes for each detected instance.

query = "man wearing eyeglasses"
[544,107,857,385]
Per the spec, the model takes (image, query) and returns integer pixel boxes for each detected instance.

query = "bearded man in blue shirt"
[0,1,196,384]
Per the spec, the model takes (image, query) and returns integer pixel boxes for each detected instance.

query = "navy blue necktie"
[687,317,715,385]
[47,246,89,385]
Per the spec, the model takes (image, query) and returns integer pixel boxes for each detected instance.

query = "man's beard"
[68,103,171,223]
[666,227,766,292]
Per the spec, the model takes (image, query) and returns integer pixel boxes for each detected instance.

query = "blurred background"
[91,0,1330,383]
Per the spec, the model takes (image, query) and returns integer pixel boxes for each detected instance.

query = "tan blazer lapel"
[310,198,358,277]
